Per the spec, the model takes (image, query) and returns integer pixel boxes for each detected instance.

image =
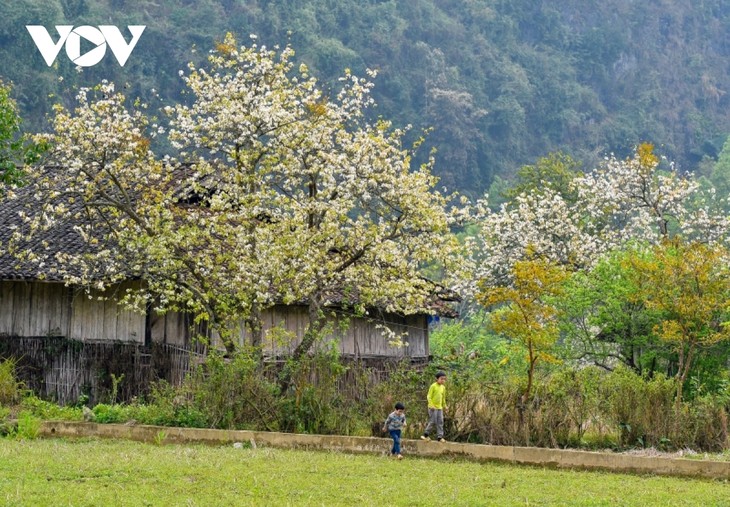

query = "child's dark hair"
[395,402,405,410]
[435,371,446,379]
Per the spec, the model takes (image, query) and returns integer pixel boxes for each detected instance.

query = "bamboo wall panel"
[0,336,205,405]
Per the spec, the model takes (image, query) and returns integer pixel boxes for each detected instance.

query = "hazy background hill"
[2,0,730,195]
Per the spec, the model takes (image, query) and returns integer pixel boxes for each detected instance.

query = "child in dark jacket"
[383,402,406,459]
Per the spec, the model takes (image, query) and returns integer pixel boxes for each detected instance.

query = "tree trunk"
[219,329,237,356]
[522,342,536,405]
[292,304,326,361]
[675,343,695,407]
[208,308,237,356]
[246,305,263,349]
[278,294,327,392]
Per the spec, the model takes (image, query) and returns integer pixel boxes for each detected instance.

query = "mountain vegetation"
[2,0,730,194]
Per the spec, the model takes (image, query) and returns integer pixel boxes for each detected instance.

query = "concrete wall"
[39,421,730,480]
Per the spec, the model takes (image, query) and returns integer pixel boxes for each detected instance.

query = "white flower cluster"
[12,33,471,353]
[477,148,730,288]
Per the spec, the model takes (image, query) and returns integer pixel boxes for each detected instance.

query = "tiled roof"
[0,187,94,281]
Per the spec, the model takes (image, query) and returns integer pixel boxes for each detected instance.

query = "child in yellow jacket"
[421,371,446,442]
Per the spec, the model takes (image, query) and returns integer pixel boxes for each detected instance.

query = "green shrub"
[14,411,41,440]
[182,349,280,430]
[21,395,83,421]
[529,367,603,447]
[136,381,208,427]
[92,403,130,423]
[601,366,676,448]
[277,350,361,435]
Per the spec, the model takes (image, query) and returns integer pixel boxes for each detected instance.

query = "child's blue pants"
[389,429,402,455]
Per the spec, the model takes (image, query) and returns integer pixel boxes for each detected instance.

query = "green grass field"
[1,438,729,506]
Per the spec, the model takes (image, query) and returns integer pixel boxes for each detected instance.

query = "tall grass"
[0,358,23,405]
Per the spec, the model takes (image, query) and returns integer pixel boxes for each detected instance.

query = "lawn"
[1,438,729,506]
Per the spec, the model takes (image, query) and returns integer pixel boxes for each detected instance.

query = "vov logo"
[26,25,146,67]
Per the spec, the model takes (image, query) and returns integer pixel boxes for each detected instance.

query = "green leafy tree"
[557,247,665,374]
[626,239,730,404]
[0,80,43,188]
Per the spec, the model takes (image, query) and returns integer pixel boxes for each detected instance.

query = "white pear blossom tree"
[477,143,730,288]
[10,81,253,351]
[166,33,470,360]
[13,34,470,358]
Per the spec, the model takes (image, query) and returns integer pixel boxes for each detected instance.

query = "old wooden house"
[0,190,456,403]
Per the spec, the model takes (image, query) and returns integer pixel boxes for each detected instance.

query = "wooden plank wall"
[0,281,69,337]
[0,281,429,358]
[0,280,145,342]
[68,281,145,343]
[334,312,428,359]
[205,305,429,359]
[150,311,204,348]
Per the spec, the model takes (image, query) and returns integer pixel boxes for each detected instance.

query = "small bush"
[135,381,208,427]
[278,350,359,435]
[14,411,41,440]
[92,403,130,423]
[186,350,281,430]
[21,396,83,421]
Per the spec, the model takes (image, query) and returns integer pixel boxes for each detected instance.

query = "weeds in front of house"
[0,358,23,405]
[20,396,83,421]
[3,348,730,453]
[12,411,41,439]
[153,429,167,446]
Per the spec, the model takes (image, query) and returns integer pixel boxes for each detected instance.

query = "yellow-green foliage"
[625,239,730,402]
[478,258,568,402]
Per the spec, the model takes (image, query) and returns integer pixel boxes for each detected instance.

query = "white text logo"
[26,25,146,67]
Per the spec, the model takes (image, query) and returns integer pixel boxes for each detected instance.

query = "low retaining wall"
[39,421,730,480]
